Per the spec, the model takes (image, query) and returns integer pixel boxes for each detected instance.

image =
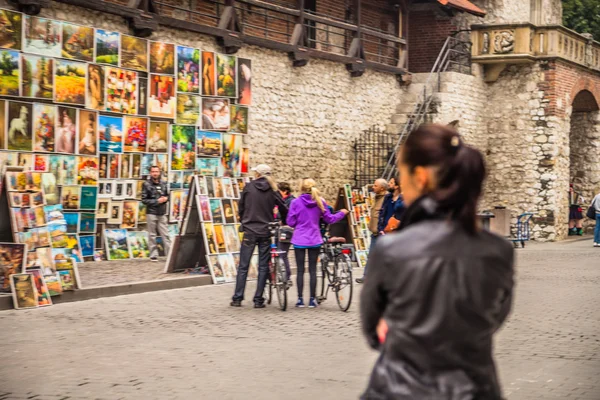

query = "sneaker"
[150,257,158,262]
[308,297,318,308]
[230,300,242,307]
[577,228,584,236]
[296,298,305,308]
[594,243,600,247]
[254,303,266,309]
[355,277,364,284]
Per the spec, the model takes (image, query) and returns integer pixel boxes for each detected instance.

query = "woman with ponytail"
[360,125,515,399]
[287,179,348,308]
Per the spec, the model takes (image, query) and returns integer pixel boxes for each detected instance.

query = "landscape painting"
[54,60,86,106]
[23,16,62,57]
[0,49,19,96]
[196,130,222,157]
[176,94,200,125]
[105,229,129,260]
[0,9,22,50]
[170,125,195,170]
[120,34,148,72]
[98,115,123,153]
[21,54,53,99]
[95,29,119,66]
[61,22,94,62]
[127,231,150,259]
[149,41,175,75]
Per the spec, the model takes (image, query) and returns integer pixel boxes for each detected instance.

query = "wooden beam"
[238,0,300,17]
[54,0,141,18]
[304,13,358,33]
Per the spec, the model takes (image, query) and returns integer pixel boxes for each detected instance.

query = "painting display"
[6,101,33,151]
[22,54,53,99]
[149,41,175,75]
[23,16,62,57]
[0,49,20,96]
[55,106,77,154]
[104,229,129,260]
[99,115,123,153]
[216,54,236,97]
[176,45,200,94]
[123,116,147,152]
[201,51,216,96]
[87,63,105,111]
[0,9,22,50]
[61,22,94,62]
[77,110,97,155]
[201,98,230,131]
[147,121,168,153]
[120,34,148,72]
[229,105,248,134]
[170,125,195,170]
[148,74,176,119]
[126,231,150,259]
[222,133,242,174]
[54,60,86,106]
[237,58,252,106]
[105,67,137,114]
[32,104,56,152]
[9,273,38,309]
[95,29,119,66]
[176,94,200,125]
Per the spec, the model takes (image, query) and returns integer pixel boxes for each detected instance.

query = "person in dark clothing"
[277,182,295,285]
[376,176,405,234]
[141,165,171,261]
[360,125,514,400]
[231,164,288,308]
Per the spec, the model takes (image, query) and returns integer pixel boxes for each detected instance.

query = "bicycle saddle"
[328,237,346,244]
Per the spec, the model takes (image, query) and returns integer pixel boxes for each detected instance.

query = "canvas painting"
[6,101,33,151]
[31,226,51,248]
[78,235,94,257]
[108,201,123,224]
[170,125,195,170]
[79,212,95,233]
[222,199,236,224]
[0,99,5,149]
[54,59,86,106]
[237,58,252,105]
[21,54,53,99]
[121,200,138,229]
[149,41,175,75]
[97,199,110,218]
[196,175,208,195]
[0,9,22,50]
[176,94,200,125]
[141,153,167,179]
[105,229,129,260]
[23,16,61,57]
[169,190,186,223]
[77,156,98,185]
[77,110,98,155]
[137,77,148,116]
[196,130,221,157]
[98,154,108,179]
[0,49,19,97]
[44,204,66,225]
[41,173,59,205]
[240,147,250,174]
[206,254,224,283]
[148,74,176,119]
[183,171,194,189]
[64,212,79,234]
[209,199,224,224]
[222,133,242,174]
[94,223,104,249]
[147,121,168,153]
[114,182,124,199]
[218,253,235,282]
[17,153,33,170]
[61,22,94,62]
[198,195,211,222]
[213,177,224,198]
[202,223,217,255]
[0,243,26,290]
[10,273,38,309]
[120,154,131,179]
[196,158,220,176]
[176,45,200,94]
[120,34,148,72]
[222,177,235,198]
[107,154,121,178]
[230,105,248,134]
[32,103,56,152]
[223,224,240,251]
[131,153,142,179]
[87,63,105,111]
[216,54,236,97]
[213,224,227,253]
[55,106,77,154]
[99,115,123,153]
[201,51,216,96]
[126,231,150,259]
[201,98,230,131]
[61,185,80,210]
[25,171,42,191]
[57,269,75,291]
[80,186,98,209]
[44,273,63,296]
[31,191,45,207]
[123,116,148,152]
[95,29,119,66]
[48,223,68,248]
[138,202,147,224]
[105,67,138,114]
[169,171,182,189]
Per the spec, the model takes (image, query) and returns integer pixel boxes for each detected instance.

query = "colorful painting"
[23,16,61,57]
[201,98,230,131]
[176,94,200,125]
[218,253,236,281]
[209,199,224,224]
[105,67,137,114]
[61,185,80,210]
[213,224,227,253]
[0,243,26,290]
[79,212,95,233]
[148,74,176,119]
[34,154,49,171]
[120,34,148,72]
[105,229,129,260]
[240,147,249,174]
[229,105,248,134]
[32,104,56,152]
[87,63,105,111]
[80,186,98,209]
[196,158,220,176]
[123,116,148,152]
[147,121,168,153]
[223,224,241,253]
[0,49,19,96]
[49,156,76,186]
[58,269,75,290]
[203,223,217,255]
[54,59,86,106]
[149,41,175,74]
[169,189,187,223]
[238,58,252,105]
[216,54,236,97]
[138,202,147,224]
[126,231,150,259]
[95,29,119,66]
[77,156,98,185]
[64,212,79,233]
[222,133,242,174]
[198,195,211,221]
[222,199,236,223]
[98,115,123,153]
[79,235,94,257]
[201,51,216,96]
[0,9,22,50]
[48,223,68,248]
[6,101,33,151]
[176,45,200,94]
[61,22,94,62]
[78,110,97,155]
[121,200,138,229]
[107,154,120,178]
[141,153,167,179]
[21,54,53,99]
[55,106,77,154]
[10,274,37,309]
[44,273,63,296]
[138,77,148,116]
[44,204,65,225]
[206,254,223,282]
[170,125,195,170]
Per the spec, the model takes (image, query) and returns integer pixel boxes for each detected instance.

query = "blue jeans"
[363,234,378,277]
[595,214,600,243]
[232,233,271,304]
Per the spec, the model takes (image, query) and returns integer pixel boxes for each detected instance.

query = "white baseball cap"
[251,164,272,176]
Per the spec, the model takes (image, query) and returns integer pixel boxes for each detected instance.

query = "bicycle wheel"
[265,266,273,305]
[275,258,287,311]
[317,257,328,302]
[334,256,353,312]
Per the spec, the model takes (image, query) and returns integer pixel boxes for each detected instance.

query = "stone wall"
[2,0,406,202]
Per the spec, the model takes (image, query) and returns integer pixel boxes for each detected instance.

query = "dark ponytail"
[401,124,486,234]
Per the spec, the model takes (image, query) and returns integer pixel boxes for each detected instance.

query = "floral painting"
[54,60,86,106]
[216,54,236,97]
[123,116,148,153]
[32,103,56,152]
[105,67,137,114]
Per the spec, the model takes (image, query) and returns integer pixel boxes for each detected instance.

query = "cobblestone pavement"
[77,257,184,287]
[0,239,598,399]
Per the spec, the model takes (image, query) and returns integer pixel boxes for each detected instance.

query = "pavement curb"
[0,275,213,311]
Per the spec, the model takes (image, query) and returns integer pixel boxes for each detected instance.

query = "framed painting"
[60,185,80,210]
[137,76,148,116]
[149,41,175,75]
[86,63,105,111]
[123,116,148,152]
[121,200,138,229]
[0,9,22,50]
[196,158,220,176]
[77,110,98,155]
[201,98,229,131]
[216,54,236,97]
[6,101,33,151]
[176,45,200,94]
[201,51,216,96]
[55,106,78,154]
[206,254,224,283]
[202,223,217,255]
[120,34,148,72]
[176,93,200,125]
[237,58,252,106]
[32,103,56,152]
[108,201,123,224]
[61,22,94,62]
[229,105,248,134]
[79,185,98,210]
[54,59,86,106]
[21,54,53,100]
[23,15,61,57]
[170,125,195,170]
[168,189,186,223]
[104,229,129,260]
[126,231,150,259]
[9,273,38,309]
[0,49,19,97]
[221,133,242,175]
[63,212,80,234]
[77,156,99,185]
[97,199,110,218]
[209,199,224,224]
[98,115,123,153]
[147,121,169,153]
[105,67,137,114]
[196,130,221,158]
[148,74,176,119]
[79,235,95,257]
[94,29,119,66]
[79,212,96,233]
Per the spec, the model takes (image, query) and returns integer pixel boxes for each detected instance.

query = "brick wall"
[408,8,456,73]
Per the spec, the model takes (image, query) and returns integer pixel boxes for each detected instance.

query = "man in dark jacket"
[277,182,295,284]
[231,164,288,308]
[142,166,171,261]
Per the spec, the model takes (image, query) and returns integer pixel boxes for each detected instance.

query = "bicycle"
[264,221,288,311]
[316,231,354,312]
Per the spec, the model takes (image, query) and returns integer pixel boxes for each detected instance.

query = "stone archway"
[569,90,600,234]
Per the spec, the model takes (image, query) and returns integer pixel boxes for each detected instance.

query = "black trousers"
[232,233,271,304]
[294,247,320,299]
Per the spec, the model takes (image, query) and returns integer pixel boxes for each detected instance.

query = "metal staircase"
[381,36,471,180]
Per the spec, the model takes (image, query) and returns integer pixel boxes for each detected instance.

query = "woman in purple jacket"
[287,179,348,308]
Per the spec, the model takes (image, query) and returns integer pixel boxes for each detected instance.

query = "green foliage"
[563,0,600,41]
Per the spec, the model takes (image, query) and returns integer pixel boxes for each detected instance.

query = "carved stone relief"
[493,30,515,54]
[482,32,490,54]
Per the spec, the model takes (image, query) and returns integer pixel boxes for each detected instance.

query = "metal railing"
[354,125,398,189]
[381,36,471,180]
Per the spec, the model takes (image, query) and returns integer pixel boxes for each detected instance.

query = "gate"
[353,125,398,189]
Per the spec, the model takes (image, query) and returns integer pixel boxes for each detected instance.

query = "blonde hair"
[254,171,279,191]
[300,178,325,212]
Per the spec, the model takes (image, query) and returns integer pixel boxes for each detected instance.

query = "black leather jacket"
[141,179,169,216]
[360,197,514,400]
